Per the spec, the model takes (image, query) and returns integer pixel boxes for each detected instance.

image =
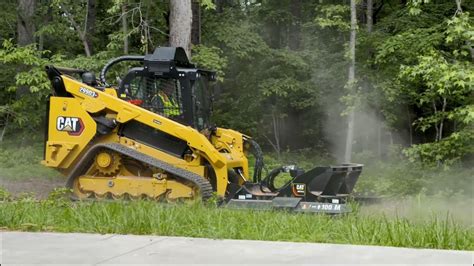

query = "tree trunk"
[345,111,355,162]
[432,100,439,142]
[344,0,357,163]
[62,6,91,57]
[453,0,473,61]
[439,97,447,141]
[455,0,462,14]
[82,36,92,57]
[366,0,373,33]
[16,0,36,98]
[367,0,379,155]
[0,112,10,142]
[122,3,129,54]
[144,0,151,53]
[377,117,382,156]
[406,104,413,145]
[169,0,192,58]
[288,0,301,50]
[17,0,36,46]
[85,0,96,55]
[38,5,52,51]
[272,109,281,159]
[191,0,200,45]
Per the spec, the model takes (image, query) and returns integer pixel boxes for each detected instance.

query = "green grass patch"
[0,190,471,251]
[0,139,58,179]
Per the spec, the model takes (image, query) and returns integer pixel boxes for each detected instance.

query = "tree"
[85,0,97,54]
[169,0,192,57]
[16,0,36,98]
[366,0,373,33]
[288,0,301,50]
[17,0,36,46]
[53,0,94,56]
[344,0,357,163]
[191,0,200,45]
[372,0,474,166]
[121,2,129,54]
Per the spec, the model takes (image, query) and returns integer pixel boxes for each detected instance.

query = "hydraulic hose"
[99,55,145,86]
[261,167,283,192]
[245,138,264,183]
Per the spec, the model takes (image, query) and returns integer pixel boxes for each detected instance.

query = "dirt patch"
[0,177,66,199]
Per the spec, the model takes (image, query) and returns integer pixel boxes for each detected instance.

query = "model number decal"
[56,116,84,136]
[301,203,342,211]
[79,87,98,98]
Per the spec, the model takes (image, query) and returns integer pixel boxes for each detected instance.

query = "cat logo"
[56,116,84,136]
[292,183,306,197]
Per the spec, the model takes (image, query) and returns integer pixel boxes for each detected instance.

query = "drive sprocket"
[94,150,121,176]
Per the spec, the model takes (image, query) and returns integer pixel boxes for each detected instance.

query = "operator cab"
[101,47,216,131]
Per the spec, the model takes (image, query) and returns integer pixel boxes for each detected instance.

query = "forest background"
[0,0,472,198]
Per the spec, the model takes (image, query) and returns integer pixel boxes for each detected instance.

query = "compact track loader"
[42,47,363,213]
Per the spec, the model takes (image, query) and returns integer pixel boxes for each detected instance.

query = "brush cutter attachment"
[227,163,363,214]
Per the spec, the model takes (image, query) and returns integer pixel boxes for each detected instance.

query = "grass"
[0,189,472,251]
[0,138,58,179]
[0,138,472,250]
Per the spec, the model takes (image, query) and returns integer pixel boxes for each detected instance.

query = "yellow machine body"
[42,75,249,200]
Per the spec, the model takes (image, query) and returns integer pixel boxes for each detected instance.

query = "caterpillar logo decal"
[292,183,306,197]
[56,116,84,136]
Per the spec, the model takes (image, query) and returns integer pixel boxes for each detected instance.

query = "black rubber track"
[65,143,213,200]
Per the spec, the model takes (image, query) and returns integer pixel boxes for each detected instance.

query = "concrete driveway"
[1,231,472,265]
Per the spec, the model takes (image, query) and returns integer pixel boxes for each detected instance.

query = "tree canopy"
[0,0,472,167]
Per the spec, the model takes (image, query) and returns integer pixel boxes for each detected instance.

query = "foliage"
[0,0,473,169]
[192,45,228,81]
[0,186,11,201]
[0,40,52,129]
[370,1,473,166]
[315,4,350,30]
[403,130,474,166]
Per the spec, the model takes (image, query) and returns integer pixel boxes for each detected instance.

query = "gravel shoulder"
[0,176,65,199]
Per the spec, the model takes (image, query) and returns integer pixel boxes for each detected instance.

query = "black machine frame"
[99,47,216,129]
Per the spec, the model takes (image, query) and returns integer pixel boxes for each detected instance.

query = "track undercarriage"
[68,143,213,202]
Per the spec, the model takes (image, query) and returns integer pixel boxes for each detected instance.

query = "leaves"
[192,45,227,81]
[315,4,351,31]
[404,130,474,167]
[0,0,472,166]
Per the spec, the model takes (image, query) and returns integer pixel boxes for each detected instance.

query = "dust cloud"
[358,196,473,226]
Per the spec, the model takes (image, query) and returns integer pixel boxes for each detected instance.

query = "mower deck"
[226,163,363,214]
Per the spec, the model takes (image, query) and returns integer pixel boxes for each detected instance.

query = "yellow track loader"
[42,47,363,213]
